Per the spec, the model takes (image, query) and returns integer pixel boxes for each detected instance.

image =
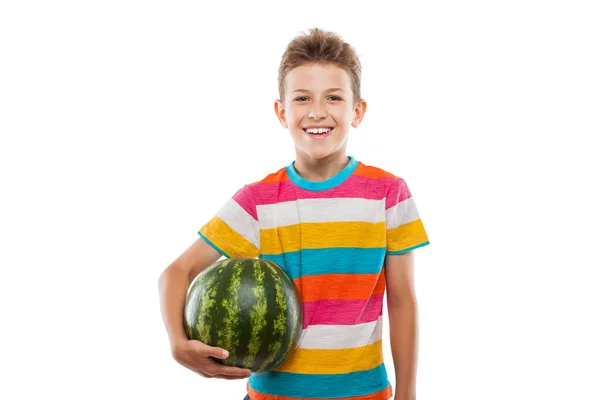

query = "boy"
[159,28,430,400]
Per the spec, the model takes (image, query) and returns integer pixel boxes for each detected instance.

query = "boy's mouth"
[302,127,334,136]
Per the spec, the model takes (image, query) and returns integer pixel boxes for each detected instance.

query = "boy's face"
[275,62,367,162]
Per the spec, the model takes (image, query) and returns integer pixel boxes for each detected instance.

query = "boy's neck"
[292,152,351,182]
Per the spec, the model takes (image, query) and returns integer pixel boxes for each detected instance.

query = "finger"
[212,374,249,380]
[194,370,211,379]
[214,365,252,377]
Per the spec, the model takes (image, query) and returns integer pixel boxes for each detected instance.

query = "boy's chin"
[295,143,347,161]
[300,150,339,161]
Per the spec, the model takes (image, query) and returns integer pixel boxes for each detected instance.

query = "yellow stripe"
[260,221,386,254]
[386,219,429,252]
[200,216,259,258]
[273,340,383,374]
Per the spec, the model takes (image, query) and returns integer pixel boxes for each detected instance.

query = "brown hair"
[278,28,362,106]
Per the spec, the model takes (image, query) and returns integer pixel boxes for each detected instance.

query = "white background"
[1,1,599,399]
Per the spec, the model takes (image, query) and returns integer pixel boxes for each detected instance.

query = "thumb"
[198,342,229,359]
[189,340,229,359]
[212,347,230,359]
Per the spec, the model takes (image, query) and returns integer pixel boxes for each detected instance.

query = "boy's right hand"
[172,339,252,380]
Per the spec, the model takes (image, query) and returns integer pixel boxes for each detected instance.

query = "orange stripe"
[353,162,400,180]
[293,272,386,302]
[247,383,392,400]
[253,168,289,185]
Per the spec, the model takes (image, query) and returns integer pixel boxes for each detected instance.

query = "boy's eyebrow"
[292,88,345,93]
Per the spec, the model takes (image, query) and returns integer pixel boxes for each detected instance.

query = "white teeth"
[305,128,332,134]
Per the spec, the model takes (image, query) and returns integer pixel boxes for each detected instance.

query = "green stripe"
[218,259,244,363]
[194,262,223,344]
[254,260,286,371]
[210,259,235,363]
[274,260,301,370]
[285,268,303,361]
[272,265,293,368]
[235,259,256,367]
[244,260,268,368]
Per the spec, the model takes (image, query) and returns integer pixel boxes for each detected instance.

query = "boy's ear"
[351,99,367,128]
[274,100,288,128]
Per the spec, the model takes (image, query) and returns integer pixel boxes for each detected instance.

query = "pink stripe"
[385,178,412,210]
[232,185,258,221]
[252,175,398,205]
[301,294,384,328]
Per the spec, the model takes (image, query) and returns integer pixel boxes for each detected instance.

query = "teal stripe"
[249,363,390,397]
[259,247,386,279]
[386,241,430,255]
[198,232,230,258]
[286,155,358,191]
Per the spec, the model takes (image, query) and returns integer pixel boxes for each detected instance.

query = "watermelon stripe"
[282,267,302,362]
[219,259,243,360]
[184,270,204,339]
[211,260,235,357]
[244,260,268,368]
[302,295,384,328]
[274,262,293,370]
[197,266,222,345]
[260,261,278,371]
[256,262,286,371]
[235,260,255,365]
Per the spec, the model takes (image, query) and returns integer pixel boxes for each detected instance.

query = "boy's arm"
[158,237,221,349]
[385,251,418,400]
[158,237,251,379]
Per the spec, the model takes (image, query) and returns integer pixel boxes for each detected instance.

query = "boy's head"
[274,28,367,163]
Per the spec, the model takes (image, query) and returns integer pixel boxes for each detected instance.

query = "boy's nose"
[308,110,327,119]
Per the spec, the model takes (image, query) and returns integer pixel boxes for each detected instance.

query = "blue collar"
[286,155,358,191]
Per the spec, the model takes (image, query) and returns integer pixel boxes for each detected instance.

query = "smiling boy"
[159,28,430,400]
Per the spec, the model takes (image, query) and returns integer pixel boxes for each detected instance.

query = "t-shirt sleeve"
[385,177,430,255]
[198,184,260,259]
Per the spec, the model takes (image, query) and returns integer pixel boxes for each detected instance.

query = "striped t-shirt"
[198,155,430,400]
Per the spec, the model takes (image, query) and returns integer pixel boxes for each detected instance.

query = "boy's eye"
[295,96,342,101]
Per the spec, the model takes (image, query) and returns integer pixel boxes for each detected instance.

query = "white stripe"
[216,198,260,248]
[385,197,421,230]
[257,198,385,229]
[296,316,383,349]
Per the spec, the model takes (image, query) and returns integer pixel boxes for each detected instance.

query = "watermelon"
[184,258,303,372]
